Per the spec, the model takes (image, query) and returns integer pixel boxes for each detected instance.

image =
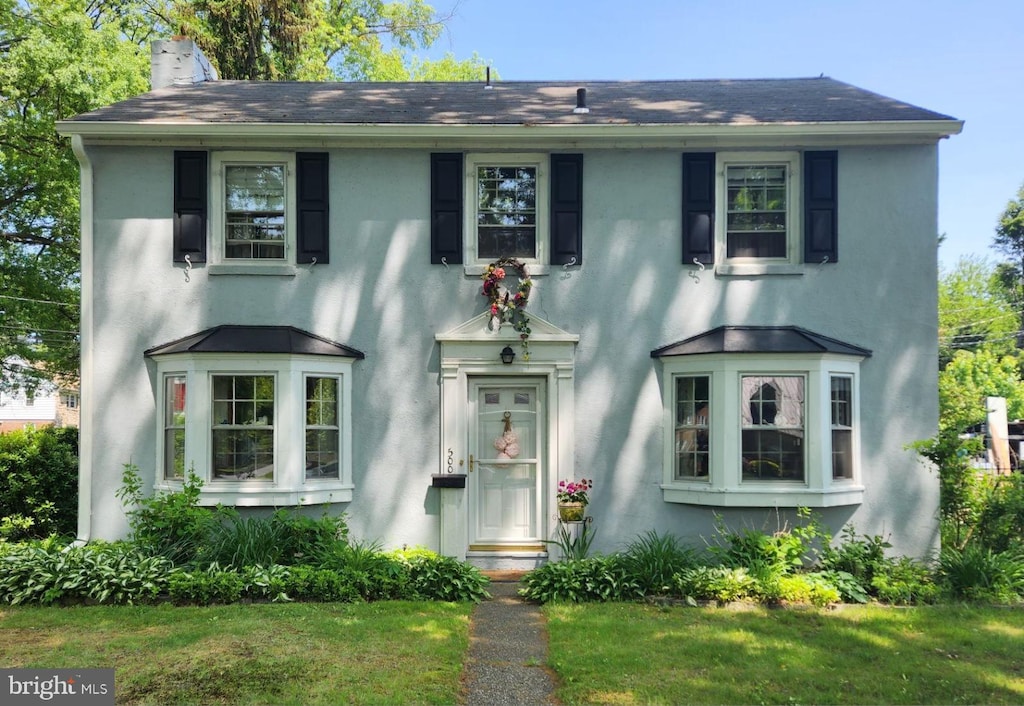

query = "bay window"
[147,326,363,506]
[654,326,868,507]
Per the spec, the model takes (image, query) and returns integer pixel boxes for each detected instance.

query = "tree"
[939,348,1024,433]
[1,0,488,388]
[0,0,149,388]
[938,256,1018,367]
[170,0,489,81]
[992,182,1024,347]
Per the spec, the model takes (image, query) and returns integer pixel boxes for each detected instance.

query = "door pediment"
[436,312,579,344]
[436,312,578,366]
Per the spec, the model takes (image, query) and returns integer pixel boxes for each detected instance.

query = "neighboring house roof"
[650,326,872,358]
[63,77,955,127]
[144,325,365,358]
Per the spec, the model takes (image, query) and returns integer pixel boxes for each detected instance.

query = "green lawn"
[5,600,1024,705]
[0,602,471,705]
[545,603,1024,705]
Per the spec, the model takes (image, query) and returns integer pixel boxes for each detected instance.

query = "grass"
[6,599,1024,705]
[545,603,1024,705]
[0,601,471,705]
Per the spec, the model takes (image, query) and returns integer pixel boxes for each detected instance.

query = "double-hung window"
[466,154,548,267]
[212,375,275,480]
[655,326,868,507]
[211,152,297,266]
[741,375,805,481]
[305,376,340,480]
[720,152,799,265]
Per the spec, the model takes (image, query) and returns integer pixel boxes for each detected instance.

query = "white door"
[468,378,545,546]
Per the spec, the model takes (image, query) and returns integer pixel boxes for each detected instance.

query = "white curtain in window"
[741,376,804,427]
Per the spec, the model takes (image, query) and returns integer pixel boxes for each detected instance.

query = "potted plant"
[556,478,592,522]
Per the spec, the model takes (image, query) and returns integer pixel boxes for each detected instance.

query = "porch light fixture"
[500,345,516,365]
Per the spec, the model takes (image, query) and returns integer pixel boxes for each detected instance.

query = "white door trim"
[436,312,577,561]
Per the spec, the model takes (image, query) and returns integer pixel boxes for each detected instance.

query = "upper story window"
[173,150,329,272]
[430,152,581,272]
[465,154,549,267]
[224,164,287,259]
[719,152,799,265]
[146,326,363,506]
[653,326,869,508]
[211,152,296,265]
[682,151,837,272]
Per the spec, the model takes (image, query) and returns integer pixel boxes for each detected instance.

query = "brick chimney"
[150,37,218,90]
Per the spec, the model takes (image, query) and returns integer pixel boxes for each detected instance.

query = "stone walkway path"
[460,577,559,705]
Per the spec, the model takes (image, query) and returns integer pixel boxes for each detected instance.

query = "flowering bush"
[557,478,593,506]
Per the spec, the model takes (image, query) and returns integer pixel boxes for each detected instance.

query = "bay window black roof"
[145,325,364,358]
[651,326,871,358]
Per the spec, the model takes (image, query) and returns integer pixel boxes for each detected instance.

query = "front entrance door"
[467,378,545,547]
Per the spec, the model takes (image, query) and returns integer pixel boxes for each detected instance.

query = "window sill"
[463,264,551,277]
[714,263,804,277]
[155,482,353,506]
[208,263,298,277]
[661,484,864,508]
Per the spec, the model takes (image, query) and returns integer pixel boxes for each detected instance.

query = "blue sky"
[425,0,1023,269]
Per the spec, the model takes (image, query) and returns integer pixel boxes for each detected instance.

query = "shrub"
[755,573,841,607]
[708,509,824,576]
[519,555,639,603]
[816,569,870,604]
[116,463,223,565]
[938,544,1024,602]
[283,565,361,602]
[871,557,939,605]
[675,566,757,603]
[397,551,490,603]
[819,527,891,586]
[168,566,244,604]
[974,474,1024,554]
[621,531,700,596]
[315,539,409,600]
[0,539,174,605]
[0,426,78,540]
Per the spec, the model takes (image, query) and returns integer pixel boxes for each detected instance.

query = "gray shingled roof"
[65,77,956,126]
[144,325,365,358]
[650,326,872,358]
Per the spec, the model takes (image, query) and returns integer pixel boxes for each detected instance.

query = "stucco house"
[57,39,961,568]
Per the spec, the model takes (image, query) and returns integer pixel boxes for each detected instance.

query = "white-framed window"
[660,354,863,507]
[305,375,341,480]
[465,153,549,268]
[717,151,801,268]
[151,354,356,506]
[210,151,297,266]
[211,374,275,481]
[163,375,187,481]
[61,393,79,409]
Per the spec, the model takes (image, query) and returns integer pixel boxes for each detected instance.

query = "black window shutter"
[173,151,207,263]
[297,152,330,264]
[804,151,838,263]
[550,153,583,266]
[682,153,715,265]
[431,153,463,264]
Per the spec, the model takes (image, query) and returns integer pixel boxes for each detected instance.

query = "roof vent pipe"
[573,87,590,114]
[484,67,493,90]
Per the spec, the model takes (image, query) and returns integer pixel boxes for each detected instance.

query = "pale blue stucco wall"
[82,142,941,557]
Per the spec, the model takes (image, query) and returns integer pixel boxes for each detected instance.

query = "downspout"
[70,135,93,546]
